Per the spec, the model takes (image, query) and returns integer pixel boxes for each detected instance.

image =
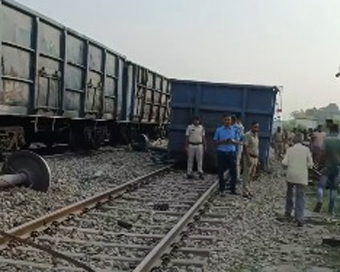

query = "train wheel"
[90,131,101,150]
[45,140,54,155]
[109,125,121,146]
[132,134,150,152]
[69,130,82,152]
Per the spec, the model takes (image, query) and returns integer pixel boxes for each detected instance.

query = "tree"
[290,103,340,124]
[290,110,305,119]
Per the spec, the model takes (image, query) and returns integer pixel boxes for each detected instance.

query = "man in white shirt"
[282,133,313,227]
[186,116,206,179]
[232,115,245,182]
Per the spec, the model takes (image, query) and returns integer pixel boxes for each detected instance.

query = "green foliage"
[281,120,307,131]
[281,120,295,130]
[296,124,307,131]
[290,103,340,124]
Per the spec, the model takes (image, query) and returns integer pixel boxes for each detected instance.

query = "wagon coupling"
[0,151,51,192]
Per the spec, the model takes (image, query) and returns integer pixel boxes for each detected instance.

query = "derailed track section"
[0,167,222,271]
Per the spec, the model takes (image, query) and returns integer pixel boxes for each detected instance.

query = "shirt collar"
[250,130,257,136]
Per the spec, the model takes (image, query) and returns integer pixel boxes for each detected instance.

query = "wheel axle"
[0,151,51,192]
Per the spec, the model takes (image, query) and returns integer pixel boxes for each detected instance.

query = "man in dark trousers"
[314,123,340,217]
[214,115,240,196]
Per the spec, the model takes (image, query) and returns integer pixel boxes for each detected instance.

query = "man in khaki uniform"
[186,116,206,179]
[286,129,295,149]
[242,121,260,198]
[273,127,284,159]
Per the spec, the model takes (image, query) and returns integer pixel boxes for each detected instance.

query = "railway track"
[0,147,165,232]
[0,166,225,272]
[309,165,322,183]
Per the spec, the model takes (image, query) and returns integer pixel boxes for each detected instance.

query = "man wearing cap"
[186,116,206,179]
[282,133,313,227]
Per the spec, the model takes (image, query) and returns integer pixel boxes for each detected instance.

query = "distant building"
[295,118,317,129]
[332,114,340,121]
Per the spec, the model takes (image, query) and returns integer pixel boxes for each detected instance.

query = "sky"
[15,0,340,119]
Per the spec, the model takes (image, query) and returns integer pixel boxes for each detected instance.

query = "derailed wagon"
[115,61,171,147]
[167,79,279,170]
[0,0,170,153]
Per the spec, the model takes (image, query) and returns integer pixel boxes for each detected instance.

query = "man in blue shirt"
[214,115,240,195]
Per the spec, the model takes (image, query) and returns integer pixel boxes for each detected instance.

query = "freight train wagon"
[115,61,171,147]
[168,79,279,170]
[0,0,170,153]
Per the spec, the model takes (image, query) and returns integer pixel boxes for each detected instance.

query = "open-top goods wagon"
[168,79,279,170]
[0,0,170,152]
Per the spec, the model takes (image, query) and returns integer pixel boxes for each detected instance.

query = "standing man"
[273,127,284,159]
[283,129,289,153]
[313,123,340,217]
[282,133,314,227]
[186,116,206,179]
[214,115,239,195]
[286,129,295,148]
[312,125,326,167]
[242,121,260,198]
[232,115,245,182]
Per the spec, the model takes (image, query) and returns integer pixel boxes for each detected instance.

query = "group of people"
[185,114,259,199]
[272,125,327,166]
[185,116,339,228]
[274,124,339,227]
[272,127,295,159]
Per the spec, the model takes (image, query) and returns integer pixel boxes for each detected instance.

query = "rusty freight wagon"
[0,0,170,152]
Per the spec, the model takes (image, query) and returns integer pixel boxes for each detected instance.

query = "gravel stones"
[0,170,216,271]
[201,158,339,271]
[162,156,339,272]
[0,147,160,230]
[1,147,339,271]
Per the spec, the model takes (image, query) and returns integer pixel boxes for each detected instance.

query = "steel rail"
[0,165,171,245]
[0,229,96,272]
[133,180,219,272]
[309,165,322,182]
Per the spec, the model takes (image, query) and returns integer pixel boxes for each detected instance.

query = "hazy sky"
[16,0,340,119]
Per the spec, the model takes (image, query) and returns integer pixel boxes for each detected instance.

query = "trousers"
[217,151,237,193]
[242,157,258,194]
[285,182,306,221]
[274,142,284,158]
[187,144,204,174]
[236,145,243,181]
[317,166,339,215]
